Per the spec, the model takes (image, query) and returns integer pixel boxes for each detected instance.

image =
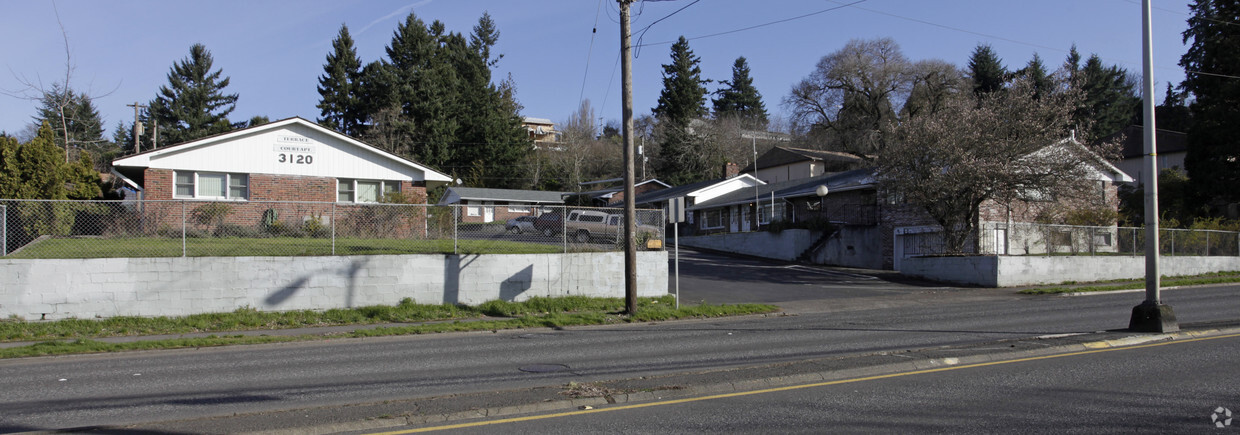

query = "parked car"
[505,216,537,234]
[566,210,661,244]
[533,211,564,236]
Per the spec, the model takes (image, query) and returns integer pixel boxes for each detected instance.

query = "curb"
[238,326,1240,435]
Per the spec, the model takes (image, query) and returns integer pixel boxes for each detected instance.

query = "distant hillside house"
[522,117,561,145]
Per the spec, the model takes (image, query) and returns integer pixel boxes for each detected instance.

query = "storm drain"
[519,364,570,373]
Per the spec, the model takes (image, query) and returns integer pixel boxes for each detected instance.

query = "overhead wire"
[635,0,868,47]
[577,0,607,108]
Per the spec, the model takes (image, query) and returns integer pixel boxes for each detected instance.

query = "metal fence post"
[331,203,337,256]
[1206,231,1211,256]
[453,205,459,255]
[1,204,6,256]
[181,200,187,257]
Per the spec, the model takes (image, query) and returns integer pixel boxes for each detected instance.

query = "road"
[419,333,1240,434]
[0,250,1236,432]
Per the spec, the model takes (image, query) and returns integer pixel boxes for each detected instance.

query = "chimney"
[723,162,739,179]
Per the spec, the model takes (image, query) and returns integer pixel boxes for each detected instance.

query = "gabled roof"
[626,174,765,207]
[439,187,568,205]
[575,179,673,201]
[112,117,452,185]
[742,146,864,172]
[689,169,876,211]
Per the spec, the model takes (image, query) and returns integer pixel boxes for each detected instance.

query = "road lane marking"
[371,332,1240,434]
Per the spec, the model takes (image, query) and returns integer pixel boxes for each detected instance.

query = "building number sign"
[275,136,316,165]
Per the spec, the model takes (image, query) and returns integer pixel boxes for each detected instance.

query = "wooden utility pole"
[127,102,146,153]
[619,0,638,314]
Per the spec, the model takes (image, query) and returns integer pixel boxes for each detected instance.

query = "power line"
[577,0,607,108]
[635,0,868,47]
[633,0,700,58]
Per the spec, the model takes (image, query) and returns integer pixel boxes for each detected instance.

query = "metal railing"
[980,222,1240,257]
[0,199,665,259]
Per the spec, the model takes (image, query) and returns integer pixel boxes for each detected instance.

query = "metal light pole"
[1128,0,1177,333]
[619,0,638,314]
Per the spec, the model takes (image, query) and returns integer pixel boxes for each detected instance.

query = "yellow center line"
[372,332,1240,434]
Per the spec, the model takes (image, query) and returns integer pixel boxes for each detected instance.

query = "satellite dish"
[815,185,829,197]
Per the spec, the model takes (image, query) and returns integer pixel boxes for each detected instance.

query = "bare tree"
[2,2,114,162]
[785,38,913,160]
[877,75,1113,253]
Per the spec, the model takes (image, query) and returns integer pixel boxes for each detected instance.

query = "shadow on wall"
[444,254,533,304]
[264,257,372,308]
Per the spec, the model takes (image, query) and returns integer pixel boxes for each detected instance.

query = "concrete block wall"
[899,255,1240,287]
[0,251,668,320]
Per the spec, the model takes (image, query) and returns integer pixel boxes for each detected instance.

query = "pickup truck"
[565,210,660,244]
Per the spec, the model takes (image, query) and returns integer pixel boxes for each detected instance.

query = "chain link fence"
[979,222,1240,257]
[0,199,665,259]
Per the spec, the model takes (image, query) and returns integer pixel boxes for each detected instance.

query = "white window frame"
[173,171,248,200]
[508,205,531,213]
[338,179,401,203]
[758,203,782,225]
[701,209,724,230]
[466,203,481,216]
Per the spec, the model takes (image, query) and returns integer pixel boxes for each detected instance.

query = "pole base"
[1128,301,1178,333]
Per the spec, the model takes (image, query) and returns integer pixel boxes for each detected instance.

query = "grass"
[0,296,780,359]
[1019,271,1240,294]
[5,236,567,258]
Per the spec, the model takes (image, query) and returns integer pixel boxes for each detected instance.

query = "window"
[173,171,248,200]
[508,205,531,213]
[759,203,783,225]
[467,205,481,216]
[702,209,724,229]
[338,179,400,203]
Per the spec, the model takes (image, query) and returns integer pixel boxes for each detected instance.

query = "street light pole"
[1129,0,1177,333]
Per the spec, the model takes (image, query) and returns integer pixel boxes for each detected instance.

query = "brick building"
[111,117,452,237]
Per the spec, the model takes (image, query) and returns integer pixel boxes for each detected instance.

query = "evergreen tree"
[653,36,709,124]
[653,36,710,185]
[712,56,768,129]
[1075,55,1139,141]
[2,122,66,199]
[1064,45,1082,76]
[317,24,364,137]
[1180,0,1240,211]
[1155,83,1192,133]
[1015,53,1053,99]
[148,44,239,145]
[967,44,1007,96]
[34,84,105,154]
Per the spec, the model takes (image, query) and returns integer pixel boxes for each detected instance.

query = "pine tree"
[34,84,105,154]
[1075,55,1139,141]
[967,44,1007,96]
[148,43,239,145]
[1180,0,1240,211]
[1015,53,1053,99]
[653,36,710,185]
[712,57,768,129]
[317,24,364,137]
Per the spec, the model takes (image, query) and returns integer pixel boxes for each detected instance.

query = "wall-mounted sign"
[274,136,317,165]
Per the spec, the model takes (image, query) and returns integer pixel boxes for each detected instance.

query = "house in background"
[680,138,1134,270]
[1102,125,1188,184]
[574,178,672,206]
[111,117,451,236]
[522,117,561,145]
[740,146,866,184]
[437,187,567,223]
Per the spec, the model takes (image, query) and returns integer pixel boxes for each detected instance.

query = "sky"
[0,0,1195,139]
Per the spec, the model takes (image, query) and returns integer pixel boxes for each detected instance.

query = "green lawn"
[6,236,568,258]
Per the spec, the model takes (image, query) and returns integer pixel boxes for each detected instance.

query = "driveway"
[668,248,1014,313]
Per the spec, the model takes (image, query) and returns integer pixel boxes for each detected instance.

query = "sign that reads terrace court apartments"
[275,135,317,165]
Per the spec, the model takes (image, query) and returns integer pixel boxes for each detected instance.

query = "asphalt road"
[0,251,1236,433]
[427,333,1240,434]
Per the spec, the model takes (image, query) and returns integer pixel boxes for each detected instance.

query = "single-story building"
[110,117,452,237]
[437,187,567,223]
[740,145,866,184]
[574,178,672,206]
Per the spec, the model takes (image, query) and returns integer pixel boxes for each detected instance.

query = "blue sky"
[0,0,1193,138]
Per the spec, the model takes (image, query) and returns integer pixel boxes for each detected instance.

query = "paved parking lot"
[668,248,1005,313]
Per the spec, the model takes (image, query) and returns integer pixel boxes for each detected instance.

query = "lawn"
[5,236,568,258]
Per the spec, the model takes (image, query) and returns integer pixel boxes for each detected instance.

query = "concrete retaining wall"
[900,255,1240,287]
[681,227,883,269]
[0,252,668,320]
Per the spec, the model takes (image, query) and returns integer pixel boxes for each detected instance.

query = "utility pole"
[1129,0,1177,333]
[619,0,638,315]
[127,102,147,153]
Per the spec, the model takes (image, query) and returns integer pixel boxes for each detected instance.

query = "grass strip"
[0,299,778,359]
[1019,272,1240,294]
